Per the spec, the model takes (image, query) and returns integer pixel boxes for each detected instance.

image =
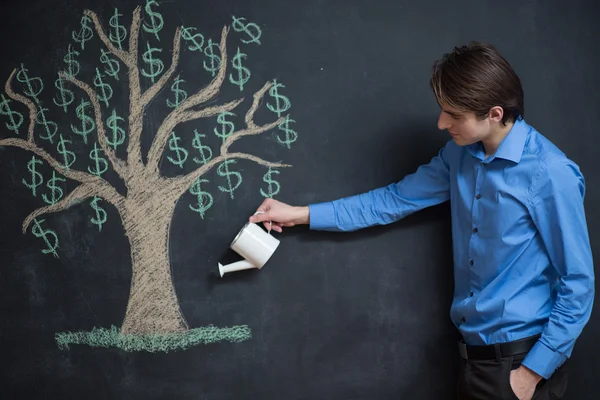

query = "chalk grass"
[55,324,251,352]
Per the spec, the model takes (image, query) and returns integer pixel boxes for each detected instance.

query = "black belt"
[458,334,541,360]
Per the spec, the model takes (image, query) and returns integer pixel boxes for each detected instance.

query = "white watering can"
[218,212,280,277]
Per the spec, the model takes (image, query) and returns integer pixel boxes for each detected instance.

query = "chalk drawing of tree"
[0,1,297,351]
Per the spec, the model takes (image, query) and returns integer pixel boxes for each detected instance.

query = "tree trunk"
[120,190,188,334]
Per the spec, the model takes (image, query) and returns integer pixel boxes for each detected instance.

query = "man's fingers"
[249,210,269,222]
[271,224,283,233]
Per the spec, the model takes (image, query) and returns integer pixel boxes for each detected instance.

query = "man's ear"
[488,106,504,123]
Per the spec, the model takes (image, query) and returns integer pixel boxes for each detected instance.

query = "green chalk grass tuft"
[55,324,251,352]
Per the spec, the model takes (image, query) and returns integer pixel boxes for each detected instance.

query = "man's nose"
[437,112,452,131]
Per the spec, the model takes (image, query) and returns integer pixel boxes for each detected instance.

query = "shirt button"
[476,194,481,199]
[469,260,474,266]
[470,291,474,297]
[473,227,478,233]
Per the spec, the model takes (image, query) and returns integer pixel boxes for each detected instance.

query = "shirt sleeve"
[522,158,595,379]
[308,141,453,231]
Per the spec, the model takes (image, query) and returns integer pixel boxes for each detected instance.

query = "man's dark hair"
[430,42,524,125]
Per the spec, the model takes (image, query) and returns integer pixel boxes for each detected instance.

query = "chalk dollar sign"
[0,93,24,135]
[90,196,107,232]
[189,178,213,219]
[94,68,113,107]
[57,134,76,171]
[166,75,188,109]
[72,15,94,50]
[88,142,108,177]
[266,79,291,117]
[106,109,126,150]
[71,98,95,144]
[100,49,120,81]
[109,8,127,50]
[36,107,58,144]
[22,155,43,197]
[143,0,164,41]
[16,64,43,104]
[64,45,80,78]
[32,218,59,257]
[276,115,298,149]
[53,73,75,113]
[203,39,221,77]
[260,167,281,198]
[217,159,242,199]
[229,47,251,91]
[231,16,262,45]
[141,42,164,83]
[191,130,212,165]
[181,26,204,52]
[213,111,235,143]
[166,131,188,168]
[42,171,65,206]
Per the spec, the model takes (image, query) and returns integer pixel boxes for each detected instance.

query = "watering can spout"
[218,259,256,277]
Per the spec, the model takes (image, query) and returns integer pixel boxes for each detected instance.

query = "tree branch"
[145,96,242,174]
[166,79,292,193]
[22,182,124,234]
[60,72,128,180]
[170,152,291,197]
[83,9,133,67]
[226,152,291,169]
[0,137,125,232]
[0,137,113,185]
[144,25,231,176]
[126,6,144,170]
[145,26,231,177]
[128,25,183,173]
[181,99,243,124]
[220,118,285,155]
[220,80,286,154]
[179,26,230,111]
[84,7,144,172]
[244,80,272,129]
[129,6,142,62]
[140,27,182,107]
[4,69,36,142]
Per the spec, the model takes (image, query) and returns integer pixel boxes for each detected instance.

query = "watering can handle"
[253,211,272,234]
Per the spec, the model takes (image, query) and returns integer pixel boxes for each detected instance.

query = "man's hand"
[249,198,310,233]
[509,365,543,400]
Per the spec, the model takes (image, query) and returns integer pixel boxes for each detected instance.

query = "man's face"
[437,103,491,146]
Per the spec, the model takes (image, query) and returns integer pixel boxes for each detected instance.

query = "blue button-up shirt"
[308,118,594,379]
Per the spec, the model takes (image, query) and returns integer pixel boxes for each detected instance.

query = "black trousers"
[457,341,569,399]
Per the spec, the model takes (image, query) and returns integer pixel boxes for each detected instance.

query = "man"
[249,42,595,400]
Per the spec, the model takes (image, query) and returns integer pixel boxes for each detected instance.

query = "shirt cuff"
[308,202,337,230]
[521,340,567,379]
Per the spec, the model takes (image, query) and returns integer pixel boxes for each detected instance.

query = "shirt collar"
[494,118,528,163]
[467,118,529,163]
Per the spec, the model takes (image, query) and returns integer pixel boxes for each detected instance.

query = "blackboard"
[1,0,598,399]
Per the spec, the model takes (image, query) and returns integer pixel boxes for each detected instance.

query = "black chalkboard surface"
[1,0,598,399]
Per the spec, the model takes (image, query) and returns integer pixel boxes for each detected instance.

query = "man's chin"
[452,136,476,146]
[451,136,465,145]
